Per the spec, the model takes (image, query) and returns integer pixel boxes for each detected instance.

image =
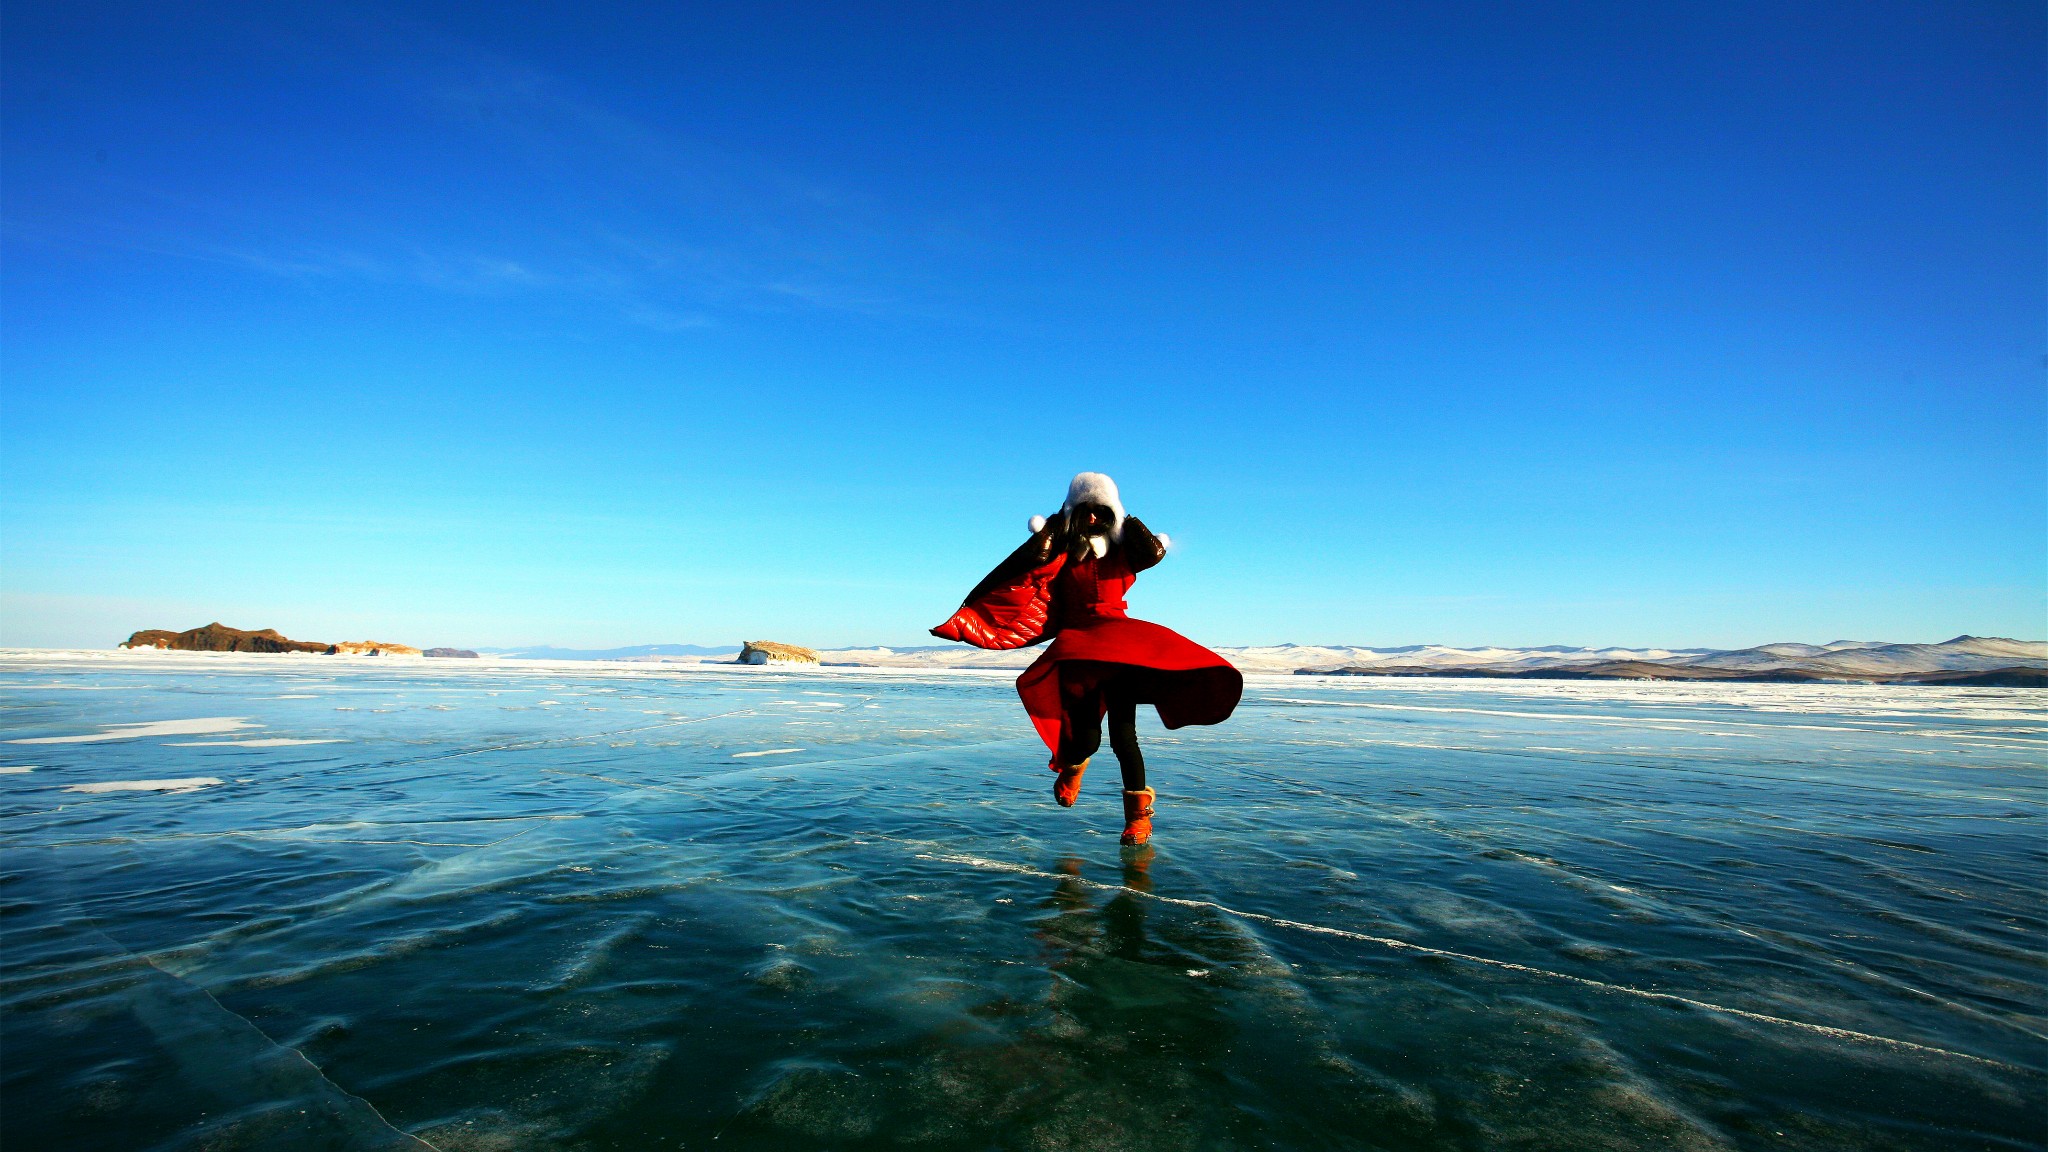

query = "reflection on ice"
[0,652,2041,1150]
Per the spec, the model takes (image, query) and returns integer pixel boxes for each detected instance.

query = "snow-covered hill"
[1686,636,2048,675]
[796,636,2045,679]
[446,636,2044,682]
[790,642,1710,674]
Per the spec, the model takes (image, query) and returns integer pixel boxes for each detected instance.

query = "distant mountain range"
[91,627,2048,686]
[1281,636,2047,686]
[428,636,2047,685]
[474,644,742,660]
[802,636,2047,685]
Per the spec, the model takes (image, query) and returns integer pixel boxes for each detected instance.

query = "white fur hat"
[1025,471,1125,541]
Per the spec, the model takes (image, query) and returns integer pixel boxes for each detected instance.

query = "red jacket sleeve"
[931,537,1067,650]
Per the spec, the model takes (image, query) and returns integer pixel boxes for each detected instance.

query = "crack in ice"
[866,835,2029,1073]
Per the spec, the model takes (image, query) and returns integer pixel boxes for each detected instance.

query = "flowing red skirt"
[1016,616,1243,755]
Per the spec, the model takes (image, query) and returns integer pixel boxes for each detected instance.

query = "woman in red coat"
[932,473,1243,845]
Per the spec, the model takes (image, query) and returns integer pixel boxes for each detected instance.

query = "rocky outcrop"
[121,623,333,654]
[119,624,436,657]
[737,641,820,666]
[331,641,423,656]
[423,648,479,659]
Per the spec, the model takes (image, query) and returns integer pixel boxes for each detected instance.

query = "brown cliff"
[331,641,424,656]
[121,623,334,654]
[737,641,820,665]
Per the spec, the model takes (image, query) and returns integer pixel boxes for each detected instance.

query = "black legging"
[1057,664,1147,791]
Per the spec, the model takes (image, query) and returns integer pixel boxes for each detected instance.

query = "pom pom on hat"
[1029,514,1048,534]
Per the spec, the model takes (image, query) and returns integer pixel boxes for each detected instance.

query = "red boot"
[1051,757,1088,807]
[1121,787,1156,846]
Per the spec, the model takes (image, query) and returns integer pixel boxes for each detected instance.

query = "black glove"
[1120,516,1167,572]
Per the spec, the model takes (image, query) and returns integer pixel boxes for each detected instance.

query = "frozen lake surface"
[1,652,2042,1150]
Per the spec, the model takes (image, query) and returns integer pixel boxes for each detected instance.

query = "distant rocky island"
[424,648,479,658]
[122,623,334,654]
[122,624,442,657]
[331,640,422,656]
[737,640,820,665]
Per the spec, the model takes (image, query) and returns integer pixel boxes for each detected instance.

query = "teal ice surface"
[1,656,2042,1151]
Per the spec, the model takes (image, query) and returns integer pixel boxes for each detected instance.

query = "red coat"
[933,531,1242,755]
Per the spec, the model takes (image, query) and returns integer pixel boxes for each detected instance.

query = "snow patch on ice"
[8,717,257,744]
[169,738,342,747]
[64,777,225,794]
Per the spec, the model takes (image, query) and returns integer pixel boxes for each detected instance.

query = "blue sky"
[3,1,2041,650]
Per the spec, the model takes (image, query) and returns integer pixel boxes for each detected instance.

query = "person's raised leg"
[1053,665,1103,807]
